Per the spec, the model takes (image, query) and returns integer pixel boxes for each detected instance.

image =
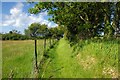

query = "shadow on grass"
[44,41,59,58]
[38,41,59,78]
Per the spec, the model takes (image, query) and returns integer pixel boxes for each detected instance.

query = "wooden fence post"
[34,39,38,69]
[44,37,46,54]
[49,38,51,47]
[9,70,14,78]
[53,38,54,44]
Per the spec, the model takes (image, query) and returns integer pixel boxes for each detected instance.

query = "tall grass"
[0,40,2,79]
[2,39,50,78]
[74,38,119,78]
[2,38,119,78]
[40,38,119,78]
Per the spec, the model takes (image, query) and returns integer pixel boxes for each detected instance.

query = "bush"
[1,33,28,40]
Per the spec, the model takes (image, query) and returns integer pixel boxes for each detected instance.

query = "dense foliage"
[29,2,120,42]
[1,30,28,40]
[1,23,64,40]
[25,23,64,40]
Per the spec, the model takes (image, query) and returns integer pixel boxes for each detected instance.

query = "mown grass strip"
[40,38,119,78]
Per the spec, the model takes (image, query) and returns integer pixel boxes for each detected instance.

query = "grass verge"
[40,38,119,78]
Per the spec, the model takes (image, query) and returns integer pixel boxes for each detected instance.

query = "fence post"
[9,70,14,78]
[34,39,38,69]
[53,38,54,45]
[49,38,51,47]
[44,37,46,54]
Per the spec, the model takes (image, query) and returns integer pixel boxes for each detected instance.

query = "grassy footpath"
[0,35,1,79]
[2,40,50,78]
[41,38,119,78]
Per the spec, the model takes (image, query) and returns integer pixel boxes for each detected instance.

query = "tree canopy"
[29,2,120,41]
[24,23,48,39]
[1,30,27,40]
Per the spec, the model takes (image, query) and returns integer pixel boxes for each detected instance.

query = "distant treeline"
[0,30,46,40]
[0,24,64,40]
[0,33,45,40]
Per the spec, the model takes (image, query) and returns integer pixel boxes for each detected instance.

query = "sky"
[1,2,58,34]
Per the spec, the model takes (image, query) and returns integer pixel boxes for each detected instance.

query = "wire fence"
[7,37,58,78]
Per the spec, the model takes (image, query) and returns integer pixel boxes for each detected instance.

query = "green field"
[2,40,50,78]
[0,41,2,79]
[40,38,119,78]
[2,38,119,78]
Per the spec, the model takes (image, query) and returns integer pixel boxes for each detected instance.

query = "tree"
[24,29,31,39]
[29,2,119,41]
[112,2,120,37]
[26,23,48,38]
[1,30,26,40]
[26,23,48,70]
[48,26,64,40]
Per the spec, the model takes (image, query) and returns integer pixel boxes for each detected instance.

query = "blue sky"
[1,2,58,34]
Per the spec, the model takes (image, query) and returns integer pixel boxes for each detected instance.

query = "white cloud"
[48,22,58,27]
[3,20,15,26]
[2,2,58,30]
